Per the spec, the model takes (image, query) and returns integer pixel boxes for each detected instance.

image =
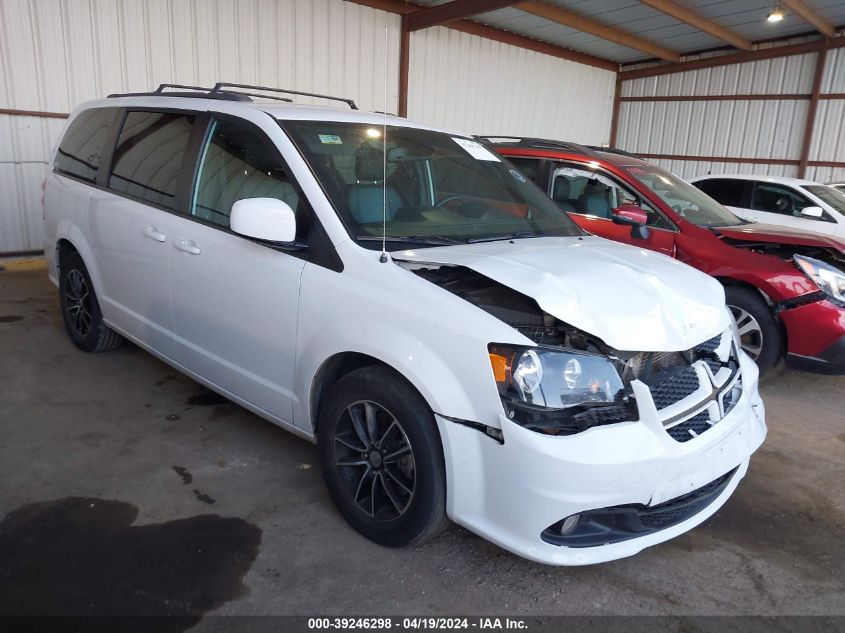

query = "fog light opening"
[559,513,580,535]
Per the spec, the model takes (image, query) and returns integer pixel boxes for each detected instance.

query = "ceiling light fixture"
[767,3,785,22]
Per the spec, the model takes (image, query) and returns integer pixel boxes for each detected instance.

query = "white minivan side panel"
[88,191,184,359]
[169,220,305,423]
[165,103,316,423]
[44,176,94,287]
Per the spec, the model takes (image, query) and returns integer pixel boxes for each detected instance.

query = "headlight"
[794,254,845,302]
[488,344,633,435]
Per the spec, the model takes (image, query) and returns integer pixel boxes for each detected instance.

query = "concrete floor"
[1,261,844,620]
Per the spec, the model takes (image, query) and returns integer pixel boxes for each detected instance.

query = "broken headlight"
[794,255,845,303]
[488,344,634,435]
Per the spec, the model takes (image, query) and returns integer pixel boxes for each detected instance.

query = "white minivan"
[44,84,766,565]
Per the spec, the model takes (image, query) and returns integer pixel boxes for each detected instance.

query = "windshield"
[282,121,582,248]
[622,164,743,227]
[803,185,845,214]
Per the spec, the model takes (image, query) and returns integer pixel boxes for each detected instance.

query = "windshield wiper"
[466,231,544,243]
[355,235,465,246]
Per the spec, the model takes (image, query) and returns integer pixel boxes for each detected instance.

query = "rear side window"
[54,108,115,183]
[109,111,196,210]
[695,178,749,207]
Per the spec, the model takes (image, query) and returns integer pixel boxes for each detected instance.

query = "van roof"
[75,94,450,134]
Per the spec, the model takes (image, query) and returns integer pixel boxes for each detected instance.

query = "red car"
[487,137,845,376]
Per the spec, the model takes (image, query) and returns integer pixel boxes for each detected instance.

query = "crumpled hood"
[395,235,729,352]
[714,222,845,252]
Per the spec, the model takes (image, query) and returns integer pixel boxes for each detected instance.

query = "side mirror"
[612,203,651,240]
[231,198,296,243]
[800,206,824,218]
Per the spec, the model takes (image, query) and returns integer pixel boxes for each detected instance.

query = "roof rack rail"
[107,84,252,101]
[584,145,643,159]
[211,83,358,110]
[107,82,358,109]
[476,135,597,157]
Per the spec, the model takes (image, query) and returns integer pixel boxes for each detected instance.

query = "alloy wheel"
[729,305,763,360]
[333,400,416,521]
[65,269,93,337]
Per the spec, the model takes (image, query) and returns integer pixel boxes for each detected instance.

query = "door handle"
[174,238,201,255]
[143,226,166,242]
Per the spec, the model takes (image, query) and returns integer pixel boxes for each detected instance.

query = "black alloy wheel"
[317,365,447,547]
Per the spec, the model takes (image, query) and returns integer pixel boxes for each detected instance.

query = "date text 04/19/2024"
[307,617,529,630]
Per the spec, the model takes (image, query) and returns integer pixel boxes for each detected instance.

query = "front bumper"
[435,352,766,566]
[785,334,845,375]
[780,298,845,374]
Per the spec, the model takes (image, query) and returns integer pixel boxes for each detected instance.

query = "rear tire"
[317,366,447,547]
[724,286,781,376]
[59,251,124,353]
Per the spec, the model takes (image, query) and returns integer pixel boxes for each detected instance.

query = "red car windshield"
[623,164,743,228]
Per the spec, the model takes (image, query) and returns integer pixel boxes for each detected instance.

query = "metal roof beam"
[782,0,836,38]
[345,0,619,71]
[406,0,521,32]
[621,35,845,80]
[639,0,752,50]
[517,1,680,62]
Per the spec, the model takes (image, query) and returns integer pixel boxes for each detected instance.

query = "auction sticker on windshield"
[452,137,500,161]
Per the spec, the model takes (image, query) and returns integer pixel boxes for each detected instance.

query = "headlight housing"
[488,344,634,435]
[794,254,845,303]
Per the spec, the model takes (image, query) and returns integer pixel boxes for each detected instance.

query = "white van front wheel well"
[309,353,431,436]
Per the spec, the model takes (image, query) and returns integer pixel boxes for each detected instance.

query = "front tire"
[59,251,124,353]
[317,366,447,547]
[725,286,782,376]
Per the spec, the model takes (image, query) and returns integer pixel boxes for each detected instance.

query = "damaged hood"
[713,222,845,252]
[395,235,729,352]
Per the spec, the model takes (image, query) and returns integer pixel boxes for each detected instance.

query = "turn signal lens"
[489,353,509,383]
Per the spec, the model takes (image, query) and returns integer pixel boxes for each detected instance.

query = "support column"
[798,42,828,178]
[398,16,410,117]
[609,73,623,147]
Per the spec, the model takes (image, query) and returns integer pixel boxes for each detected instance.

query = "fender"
[294,320,502,434]
[53,221,107,308]
[292,247,529,434]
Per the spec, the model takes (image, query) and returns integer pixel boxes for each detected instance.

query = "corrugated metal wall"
[0,0,616,254]
[616,42,845,183]
[0,0,401,253]
[808,45,845,183]
[407,26,615,142]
